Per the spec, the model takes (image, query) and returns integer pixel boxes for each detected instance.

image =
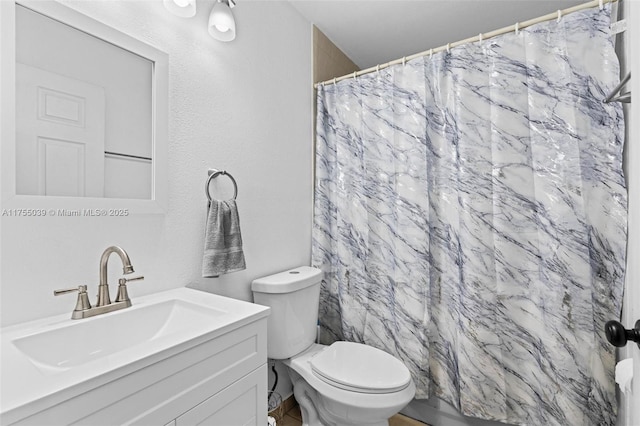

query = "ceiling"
[289,0,588,70]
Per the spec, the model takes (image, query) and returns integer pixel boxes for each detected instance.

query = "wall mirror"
[0,0,168,213]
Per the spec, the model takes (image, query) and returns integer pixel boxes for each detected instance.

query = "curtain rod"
[315,0,616,89]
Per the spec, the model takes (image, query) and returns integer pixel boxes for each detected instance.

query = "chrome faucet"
[54,246,144,319]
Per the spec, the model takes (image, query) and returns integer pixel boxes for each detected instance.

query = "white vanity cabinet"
[15,318,267,426]
[1,288,270,426]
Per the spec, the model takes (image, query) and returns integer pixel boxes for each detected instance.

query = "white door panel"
[16,63,105,197]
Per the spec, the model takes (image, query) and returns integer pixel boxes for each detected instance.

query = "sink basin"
[0,287,270,422]
[13,299,225,372]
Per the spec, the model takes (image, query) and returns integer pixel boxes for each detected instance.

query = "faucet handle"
[54,285,92,316]
[119,276,144,285]
[54,285,87,296]
[115,276,144,304]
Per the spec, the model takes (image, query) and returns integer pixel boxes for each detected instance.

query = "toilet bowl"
[285,343,416,426]
[251,267,415,426]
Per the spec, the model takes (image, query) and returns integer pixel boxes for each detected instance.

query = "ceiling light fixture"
[208,0,236,42]
[163,0,196,18]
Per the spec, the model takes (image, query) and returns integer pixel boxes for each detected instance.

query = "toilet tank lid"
[251,266,323,293]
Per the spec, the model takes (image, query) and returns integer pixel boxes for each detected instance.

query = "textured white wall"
[0,0,312,327]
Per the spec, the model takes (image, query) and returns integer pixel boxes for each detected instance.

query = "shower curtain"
[312,4,626,426]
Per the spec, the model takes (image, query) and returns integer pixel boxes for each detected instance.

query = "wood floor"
[275,403,428,426]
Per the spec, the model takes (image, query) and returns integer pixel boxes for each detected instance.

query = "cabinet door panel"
[176,365,267,426]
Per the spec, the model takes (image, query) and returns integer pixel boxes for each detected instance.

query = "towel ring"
[206,169,238,202]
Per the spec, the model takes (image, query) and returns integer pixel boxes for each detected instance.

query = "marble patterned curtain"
[313,5,626,426]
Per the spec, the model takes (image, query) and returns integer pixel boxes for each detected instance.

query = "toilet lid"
[309,342,411,394]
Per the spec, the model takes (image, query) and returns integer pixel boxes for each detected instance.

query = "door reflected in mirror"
[15,4,153,200]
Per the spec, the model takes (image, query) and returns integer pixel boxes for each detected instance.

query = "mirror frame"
[0,0,168,214]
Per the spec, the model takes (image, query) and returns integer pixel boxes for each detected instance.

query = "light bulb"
[163,0,196,18]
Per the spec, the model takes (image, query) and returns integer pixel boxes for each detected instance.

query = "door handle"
[605,319,640,349]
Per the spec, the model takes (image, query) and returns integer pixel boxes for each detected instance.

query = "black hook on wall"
[605,319,640,349]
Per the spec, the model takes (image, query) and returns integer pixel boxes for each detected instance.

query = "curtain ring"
[478,33,483,44]
[402,56,406,66]
[376,64,380,73]
[353,71,357,80]
[429,48,433,58]
[557,9,562,22]
[599,0,603,9]
[446,43,451,53]
[333,77,337,85]
[515,22,520,36]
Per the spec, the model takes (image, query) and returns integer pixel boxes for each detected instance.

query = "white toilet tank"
[251,266,323,360]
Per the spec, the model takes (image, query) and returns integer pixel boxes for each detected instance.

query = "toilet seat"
[309,342,412,394]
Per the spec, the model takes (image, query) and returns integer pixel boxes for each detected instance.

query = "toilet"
[251,266,415,426]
